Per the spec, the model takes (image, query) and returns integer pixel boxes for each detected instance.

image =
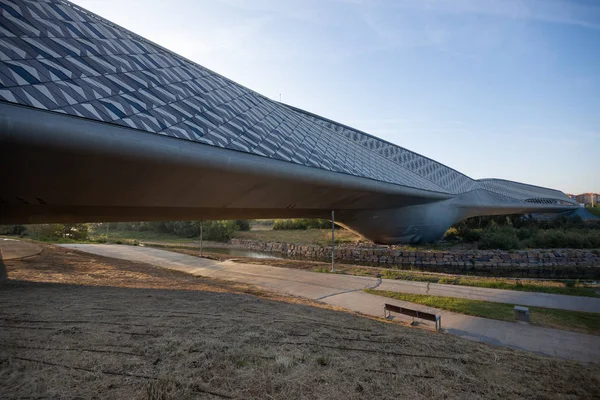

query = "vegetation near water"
[0,220,251,243]
[1,213,599,250]
[444,214,600,250]
[273,218,334,230]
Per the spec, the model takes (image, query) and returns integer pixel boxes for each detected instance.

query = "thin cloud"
[333,0,600,29]
[390,0,600,30]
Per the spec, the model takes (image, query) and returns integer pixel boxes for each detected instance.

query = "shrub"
[273,218,333,230]
[39,224,63,238]
[0,225,27,235]
[273,219,306,230]
[521,229,600,249]
[443,227,460,241]
[172,221,200,238]
[449,214,600,249]
[203,221,238,242]
[516,227,535,241]
[478,227,521,250]
[99,220,246,242]
[65,224,89,241]
[39,224,89,241]
[305,219,333,229]
[461,228,483,243]
[234,220,251,231]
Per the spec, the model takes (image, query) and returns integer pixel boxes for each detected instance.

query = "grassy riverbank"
[378,270,600,298]
[365,290,600,335]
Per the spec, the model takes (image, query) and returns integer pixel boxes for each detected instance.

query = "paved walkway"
[0,238,42,260]
[61,244,600,363]
[377,279,600,313]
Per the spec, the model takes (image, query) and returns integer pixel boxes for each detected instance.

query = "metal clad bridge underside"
[0,0,580,244]
[0,0,574,204]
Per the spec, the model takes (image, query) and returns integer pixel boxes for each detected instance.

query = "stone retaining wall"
[229,239,600,279]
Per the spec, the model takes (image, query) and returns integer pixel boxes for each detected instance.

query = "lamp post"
[199,221,203,257]
[331,210,335,272]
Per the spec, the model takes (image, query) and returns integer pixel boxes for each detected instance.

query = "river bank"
[229,239,600,279]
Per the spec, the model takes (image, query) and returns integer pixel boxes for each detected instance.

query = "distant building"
[574,193,599,206]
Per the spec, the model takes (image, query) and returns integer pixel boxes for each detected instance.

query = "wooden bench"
[384,303,441,331]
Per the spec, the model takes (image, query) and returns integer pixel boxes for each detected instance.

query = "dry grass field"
[1,244,599,399]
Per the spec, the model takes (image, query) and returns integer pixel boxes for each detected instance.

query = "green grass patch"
[365,289,600,335]
[313,267,345,274]
[233,229,362,246]
[35,236,89,244]
[455,277,599,297]
[89,229,195,242]
[379,270,600,298]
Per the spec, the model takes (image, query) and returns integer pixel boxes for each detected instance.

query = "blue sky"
[74,0,599,194]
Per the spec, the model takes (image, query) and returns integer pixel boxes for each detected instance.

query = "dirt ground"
[1,244,599,399]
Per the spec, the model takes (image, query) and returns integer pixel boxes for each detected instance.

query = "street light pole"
[200,221,204,257]
[331,210,335,272]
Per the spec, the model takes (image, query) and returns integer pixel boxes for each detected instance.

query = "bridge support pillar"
[336,200,468,245]
[336,190,531,245]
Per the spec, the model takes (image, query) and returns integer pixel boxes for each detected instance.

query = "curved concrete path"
[61,244,600,363]
[0,238,42,260]
[377,279,600,313]
[1,238,42,282]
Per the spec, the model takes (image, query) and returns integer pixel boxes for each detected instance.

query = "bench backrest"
[385,303,437,322]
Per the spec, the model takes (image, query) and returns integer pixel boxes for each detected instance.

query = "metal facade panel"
[0,0,575,203]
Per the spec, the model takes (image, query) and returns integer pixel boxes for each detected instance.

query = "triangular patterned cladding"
[475,179,571,202]
[0,0,573,202]
[0,0,456,194]
[297,112,478,194]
